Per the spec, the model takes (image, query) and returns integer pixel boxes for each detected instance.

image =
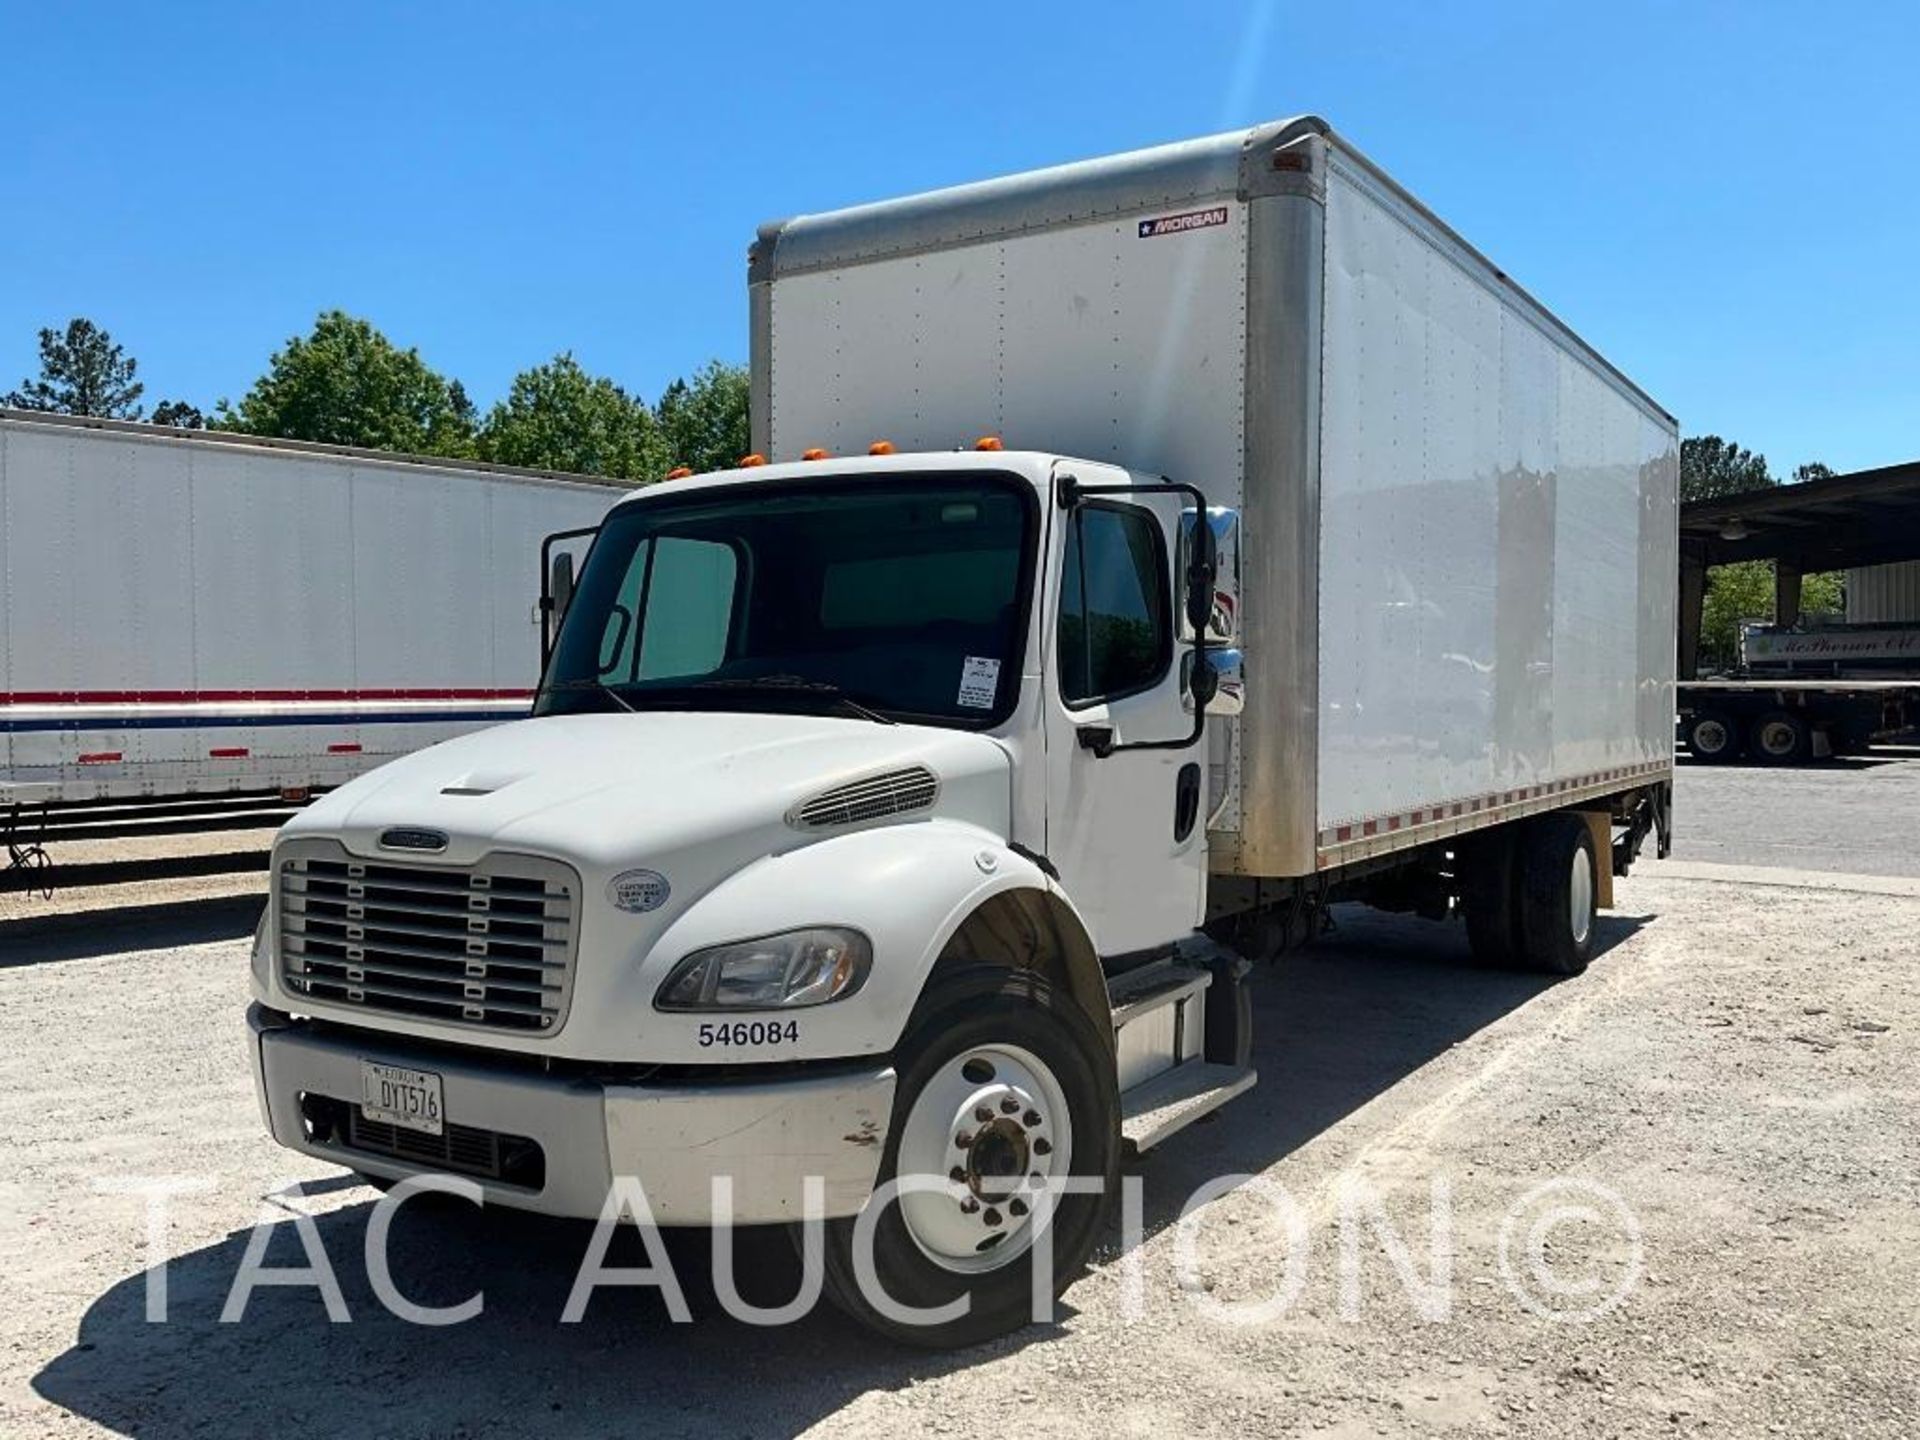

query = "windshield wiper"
[693,675,898,725]
[542,679,636,713]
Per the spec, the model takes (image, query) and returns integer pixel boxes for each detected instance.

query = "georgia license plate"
[360,1061,444,1137]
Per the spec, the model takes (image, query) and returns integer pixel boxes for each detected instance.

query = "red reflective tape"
[327,743,363,754]
[209,747,249,758]
[77,751,123,764]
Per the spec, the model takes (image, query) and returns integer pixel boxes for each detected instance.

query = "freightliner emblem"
[379,827,450,853]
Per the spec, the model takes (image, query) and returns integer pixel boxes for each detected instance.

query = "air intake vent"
[791,766,939,829]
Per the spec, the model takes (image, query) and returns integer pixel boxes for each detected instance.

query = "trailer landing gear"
[4,805,54,900]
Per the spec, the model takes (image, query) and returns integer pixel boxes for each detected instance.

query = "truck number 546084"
[697,1020,801,1048]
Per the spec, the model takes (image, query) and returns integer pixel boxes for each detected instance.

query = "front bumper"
[247,1004,894,1223]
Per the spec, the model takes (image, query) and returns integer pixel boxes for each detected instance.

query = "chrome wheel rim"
[1569,847,1594,946]
[894,1042,1074,1274]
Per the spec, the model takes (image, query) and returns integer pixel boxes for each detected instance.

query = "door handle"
[1174,762,1201,841]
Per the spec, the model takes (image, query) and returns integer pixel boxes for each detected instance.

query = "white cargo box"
[0,412,618,806]
[750,115,1677,877]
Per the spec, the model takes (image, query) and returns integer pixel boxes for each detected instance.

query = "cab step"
[1120,1060,1257,1152]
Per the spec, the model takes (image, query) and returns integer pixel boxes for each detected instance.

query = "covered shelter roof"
[1681,460,1920,571]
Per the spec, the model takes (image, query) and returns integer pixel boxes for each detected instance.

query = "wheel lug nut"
[960,1197,980,1214]
[1032,1138,1052,1156]
[974,1106,994,1123]
[1023,1109,1042,1127]
[949,1167,968,1184]
[983,1208,1003,1227]
[954,1130,974,1148]
[1009,1198,1029,1218]
[999,1096,1021,1115]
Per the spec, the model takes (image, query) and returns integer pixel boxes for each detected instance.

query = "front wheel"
[812,971,1119,1348]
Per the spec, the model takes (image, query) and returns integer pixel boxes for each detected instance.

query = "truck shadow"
[32,905,1650,1436]
[0,892,266,966]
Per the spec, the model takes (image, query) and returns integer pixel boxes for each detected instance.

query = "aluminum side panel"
[1315,160,1675,840]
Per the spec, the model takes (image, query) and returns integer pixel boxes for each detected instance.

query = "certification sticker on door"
[957,656,1001,709]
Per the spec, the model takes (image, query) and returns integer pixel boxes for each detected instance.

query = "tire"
[812,970,1120,1348]
[1749,709,1812,765]
[1459,830,1520,967]
[1513,813,1599,976]
[1686,710,1742,763]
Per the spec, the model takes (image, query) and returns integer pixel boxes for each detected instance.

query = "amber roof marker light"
[974,436,1004,451]
[867,440,896,456]
[738,453,768,468]
[801,447,830,461]
[663,466,693,480]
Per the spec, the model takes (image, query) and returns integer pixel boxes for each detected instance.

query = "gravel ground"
[1671,742,1920,877]
[2,856,1915,1439]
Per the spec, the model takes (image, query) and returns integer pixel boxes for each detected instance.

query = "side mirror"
[539,522,599,668]
[1178,506,1241,644]
[1183,647,1244,716]
[550,551,576,625]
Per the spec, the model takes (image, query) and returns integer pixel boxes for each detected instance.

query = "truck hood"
[282,710,1013,870]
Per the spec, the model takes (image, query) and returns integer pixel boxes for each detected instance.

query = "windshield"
[537,473,1036,727]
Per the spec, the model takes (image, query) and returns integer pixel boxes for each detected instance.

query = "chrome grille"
[277,839,578,1035]
[790,766,939,829]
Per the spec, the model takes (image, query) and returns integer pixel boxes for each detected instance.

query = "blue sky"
[3,1,1914,473]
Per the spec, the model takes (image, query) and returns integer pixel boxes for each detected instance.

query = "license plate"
[360,1061,444,1137]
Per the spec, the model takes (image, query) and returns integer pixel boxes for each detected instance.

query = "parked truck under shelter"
[248,116,1679,1346]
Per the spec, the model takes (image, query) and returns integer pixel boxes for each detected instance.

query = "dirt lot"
[2,761,1917,1439]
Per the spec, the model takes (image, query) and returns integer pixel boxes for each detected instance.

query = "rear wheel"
[1686,710,1742,763]
[1750,709,1812,765]
[813,972,1119,1348]
[1514,813,1599,976]
[1459,830,1520,967]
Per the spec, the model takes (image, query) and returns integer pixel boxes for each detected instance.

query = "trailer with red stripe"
[0,410,618,813]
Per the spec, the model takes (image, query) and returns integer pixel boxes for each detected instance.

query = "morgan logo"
[378,827,449,853]
[1138,206,1229,239]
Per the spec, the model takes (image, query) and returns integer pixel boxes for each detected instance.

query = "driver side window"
[1057,503,1171,708]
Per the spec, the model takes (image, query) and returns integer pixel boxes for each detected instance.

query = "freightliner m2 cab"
[249,118,1678,1346]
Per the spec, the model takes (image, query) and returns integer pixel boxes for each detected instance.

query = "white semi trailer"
[0,411,618,824]
[249,117,1678,1346]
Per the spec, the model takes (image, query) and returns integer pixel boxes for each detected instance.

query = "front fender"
[630,820,1073,1064]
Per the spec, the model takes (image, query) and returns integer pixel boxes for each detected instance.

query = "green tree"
[215,311,474,455]
[150,399,205,429]
[1701,561,1848,668]
[1790,461,1834,484]
[5,318,145,417]
[478,354,662,482]
[1681,435,1772,504]
[655,360,749,474]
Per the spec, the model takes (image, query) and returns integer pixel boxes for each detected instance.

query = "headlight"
[653,927,872,1011]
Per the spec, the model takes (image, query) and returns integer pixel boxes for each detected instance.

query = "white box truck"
[0,411,618,834]
[248,116,1677,1346]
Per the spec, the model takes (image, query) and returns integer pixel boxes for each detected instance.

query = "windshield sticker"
[957,656,1001,709]
[1137,206,1228,239]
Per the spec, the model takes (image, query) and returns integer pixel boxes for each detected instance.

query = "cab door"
[1041,464,1207,958]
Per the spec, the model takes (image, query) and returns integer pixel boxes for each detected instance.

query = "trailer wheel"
[1458,830,1520,967]
[1513,814,1599,976]
[1749,709,1811,765]
[1685,710,1741,763]
[811,971,1119,1348]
